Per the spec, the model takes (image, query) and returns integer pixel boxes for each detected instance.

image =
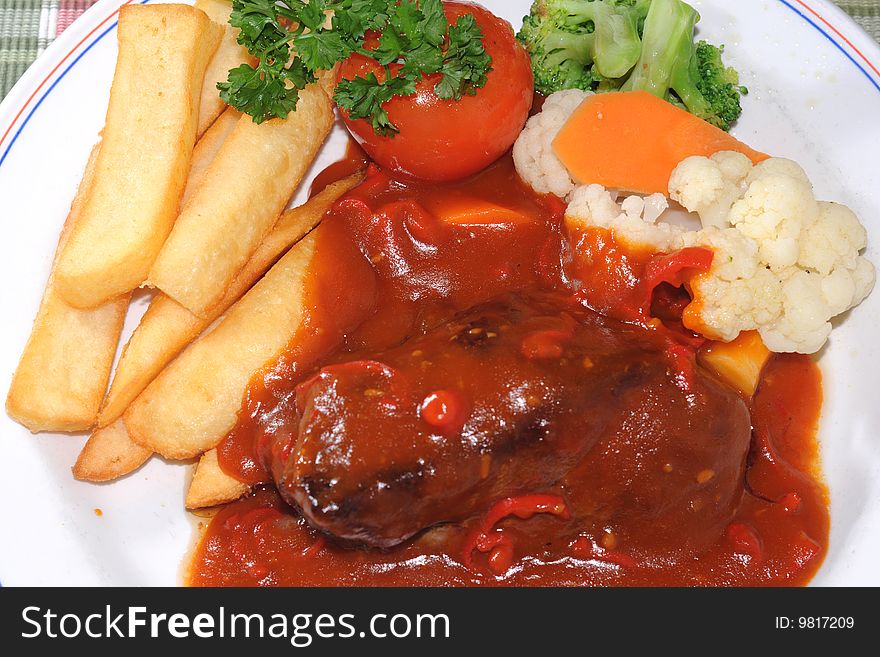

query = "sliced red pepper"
[645,247,715,291]
[462,494,571,572]
[727,522,764,563]
[638,247,714,327]
[780,492,802,513]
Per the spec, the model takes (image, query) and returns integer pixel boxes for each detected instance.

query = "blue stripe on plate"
[0,0,153,169]
[777,0,880,93]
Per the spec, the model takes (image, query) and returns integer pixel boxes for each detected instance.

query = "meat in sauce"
[189,155,828,587]
[271,293,750,549]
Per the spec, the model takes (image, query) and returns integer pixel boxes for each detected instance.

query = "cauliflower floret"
[676,226,758,281]
[512,89,591,198]
[745,157,812,187]
[688,268,783,342]
[728,174,818,271]
[565,153,875,354]
[676,228,782,341]
[799,202,868,275]
[759,270,833,354]
[852,257,877,306]
[513,93,875,354]
[668,152,752,229]
[567,184,678,251]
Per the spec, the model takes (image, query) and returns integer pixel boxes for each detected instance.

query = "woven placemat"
[1,0,879,99]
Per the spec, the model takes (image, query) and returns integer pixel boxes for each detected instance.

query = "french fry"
[6,146,130,433]
[317,64,340,98]
[126,232,318,459]
[97,173,362,428]
[73,419,152,482]
[194,0,255,137]
[183,106,241,204]
[54,5,223,309]
[186,449,249,509]
[148,82,334,316]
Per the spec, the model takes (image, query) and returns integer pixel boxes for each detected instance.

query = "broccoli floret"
[519,0,747,130]
[517,0,650,96]
[621,0,745,130]
[693,41,748,131]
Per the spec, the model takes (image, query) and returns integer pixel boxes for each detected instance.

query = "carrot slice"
[552,91,768,195]
[425,193,528,226]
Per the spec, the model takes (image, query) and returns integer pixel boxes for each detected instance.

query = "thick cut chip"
[73,419,152,482]
[195,0,255,137]
[126,232,318,459]
[54,5,223,308]
[98,173,362,427]
[184,107,241,204]
[6,146,130,433]
[148,82,334,316]
[186,449,249,509]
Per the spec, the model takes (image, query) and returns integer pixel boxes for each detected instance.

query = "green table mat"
[1,0,880,100]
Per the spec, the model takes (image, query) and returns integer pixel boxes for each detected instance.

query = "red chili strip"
[462,494,571,573]
[645,247,714,290]
[727,522,764,564]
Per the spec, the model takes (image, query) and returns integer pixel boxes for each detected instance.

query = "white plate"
[1,0,878,586]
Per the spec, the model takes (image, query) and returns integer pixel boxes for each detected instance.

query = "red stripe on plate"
[0,0,137,153]
[796,0,880,80]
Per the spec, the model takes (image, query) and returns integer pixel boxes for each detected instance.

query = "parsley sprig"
[218,0,493,135]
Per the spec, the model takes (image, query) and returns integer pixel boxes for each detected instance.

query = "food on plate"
[6,146,130,432]
[98,174,361,430]
[335,1,534,180]
[72,419,152,483]
[671,157,875,352]
[148,82,334,315]
[54,5,222,309]
[126,231,322,460]
[221,0,531,180]
[273,294,750,548]
[513,89,765,198]
[84,175,359,482]
[564,157,875,353]
[518,0,747,130]
[516,90,875,353]
[193,0,255,137]
[221,0,495,128]
[189,153,839,586]
[551,91,766,194]
[5,1,877,588]
[183,106,241,204]
[699,331,771,398]
[187,449,249,510]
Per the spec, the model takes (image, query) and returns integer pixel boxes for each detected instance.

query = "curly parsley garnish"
[218,0,493,135]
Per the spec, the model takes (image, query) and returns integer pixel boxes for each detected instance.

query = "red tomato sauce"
[191,155,828,587]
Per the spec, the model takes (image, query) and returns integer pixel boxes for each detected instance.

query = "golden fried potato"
[195,0,255,137]
[126,231,317,459]
[73,419,152,482]
[186,449,249,509]
[317,64,341,98]
[699,331,771,398]
[148,82,334,316]
[6,146,130,433]
[184,106,241,204]
[54,5,223,309]
[98,173,362,427]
